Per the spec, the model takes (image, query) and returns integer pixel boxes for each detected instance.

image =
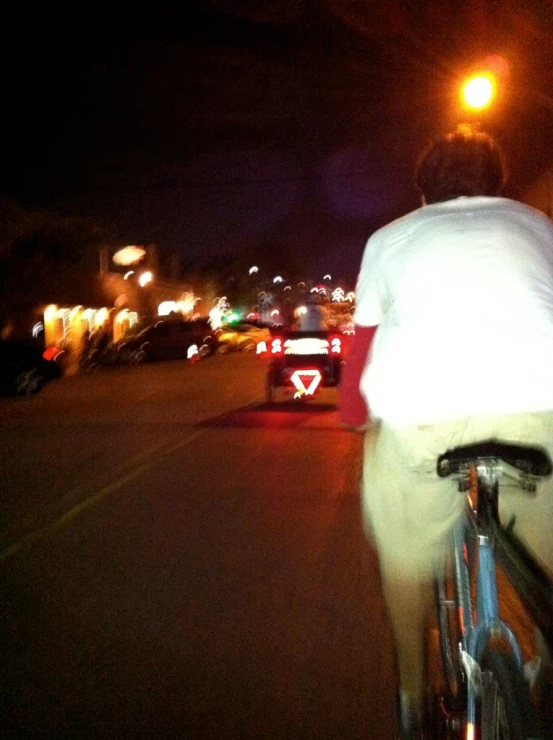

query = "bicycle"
[432,440,553,740]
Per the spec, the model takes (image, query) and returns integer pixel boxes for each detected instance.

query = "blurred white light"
[273,276,283,283]
[44,304,58,322]
[249,266,259,275]
[94,308,109,326]
[124,270,135,280]
[32,322,44,338]
[113,245,146,266]
[115,309,129,324]
[139,271,153,287]
[158,301,177,316]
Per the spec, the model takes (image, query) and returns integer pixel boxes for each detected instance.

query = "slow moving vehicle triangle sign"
[290,369,322,398]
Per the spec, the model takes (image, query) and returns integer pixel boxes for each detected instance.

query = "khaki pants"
[362,411,553,696]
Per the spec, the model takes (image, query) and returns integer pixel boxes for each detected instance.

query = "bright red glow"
[290,369,322,397]
[43,346,62,361]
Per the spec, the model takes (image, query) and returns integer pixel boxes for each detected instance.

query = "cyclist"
[340,125,553,739]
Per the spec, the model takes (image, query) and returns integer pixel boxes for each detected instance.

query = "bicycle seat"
[437,440,552,478]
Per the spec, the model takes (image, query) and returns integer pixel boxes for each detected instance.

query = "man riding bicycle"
[340,125,553,739]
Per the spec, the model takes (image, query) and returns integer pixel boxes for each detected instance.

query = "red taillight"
[329,335,342,355]
[43,346,62,361]
[270,337,284,356]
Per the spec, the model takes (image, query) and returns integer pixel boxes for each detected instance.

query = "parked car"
[0,339,63,396]
[215,323,271,353]
[115,318,217,363]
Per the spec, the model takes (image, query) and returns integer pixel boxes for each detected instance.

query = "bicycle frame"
[445,459,553,735]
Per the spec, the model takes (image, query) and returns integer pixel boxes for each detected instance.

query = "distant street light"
[113,245,146,266]
[460,72,496,111]
[139,271,153,287]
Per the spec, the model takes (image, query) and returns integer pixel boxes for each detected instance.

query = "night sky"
[2,1,553,282]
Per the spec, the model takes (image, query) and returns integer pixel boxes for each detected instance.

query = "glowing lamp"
[461,73,496,110]
[113,245,146,266]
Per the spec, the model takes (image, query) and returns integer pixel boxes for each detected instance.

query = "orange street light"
[460,72,496,111]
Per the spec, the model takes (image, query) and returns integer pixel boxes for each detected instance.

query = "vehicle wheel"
[15,368,45,396]
[480,650,535,740]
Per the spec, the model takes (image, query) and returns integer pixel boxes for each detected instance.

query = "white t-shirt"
[355,196,553,426]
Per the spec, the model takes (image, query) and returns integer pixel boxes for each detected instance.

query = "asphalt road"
[0,354,396,740]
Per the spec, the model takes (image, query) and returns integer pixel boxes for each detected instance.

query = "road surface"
[0,354,397,739]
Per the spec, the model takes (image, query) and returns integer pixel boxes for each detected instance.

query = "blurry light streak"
[58,308,71,337]
[32,322,44,338]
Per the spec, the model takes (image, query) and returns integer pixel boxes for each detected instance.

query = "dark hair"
[415,125,507,204]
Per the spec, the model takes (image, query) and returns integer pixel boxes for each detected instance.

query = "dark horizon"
[2,2,553,282]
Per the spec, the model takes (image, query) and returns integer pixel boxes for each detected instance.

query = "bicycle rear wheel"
[480,650,534,740]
